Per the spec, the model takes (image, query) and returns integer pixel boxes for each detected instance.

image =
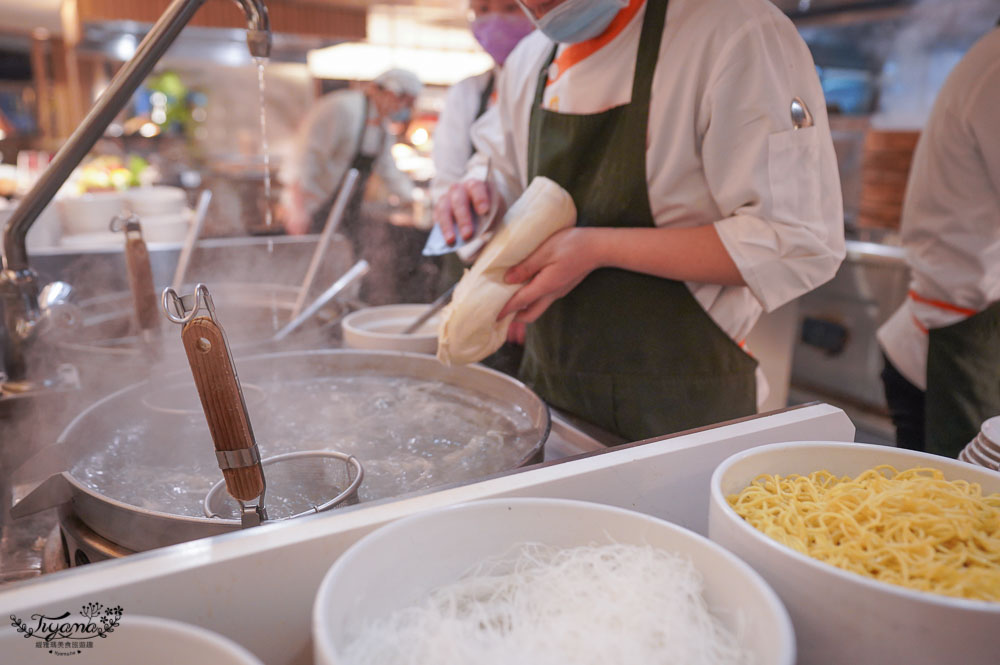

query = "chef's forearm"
[588,225,746,286]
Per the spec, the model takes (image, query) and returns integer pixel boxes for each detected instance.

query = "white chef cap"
[372,68,423,98]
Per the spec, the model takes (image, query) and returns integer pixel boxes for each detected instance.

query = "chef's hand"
[507,320,527,345]
[281,207,310,236]
[278,185,312,236]
[497,228,600,323]
[434,180,490,245]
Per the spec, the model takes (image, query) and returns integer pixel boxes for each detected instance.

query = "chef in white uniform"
[432,0,535,354]
[431,0,535,203]
[877,25,1000,458]
[434,0,845,440]
[279,69,422,235]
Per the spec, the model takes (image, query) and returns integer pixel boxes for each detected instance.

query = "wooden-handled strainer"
[162,284,364,528]
[162,283,268,527]
[111,213,161,339]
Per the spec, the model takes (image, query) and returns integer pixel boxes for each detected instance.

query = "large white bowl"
[313,497,794,665]
[57,192,127,235]
[341,304,440,354]
[139,211,190,243]
[0,614,263,665]
[126,185,187,216]
[709,441,1000,665]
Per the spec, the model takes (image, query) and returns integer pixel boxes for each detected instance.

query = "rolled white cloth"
[437,176,577,366]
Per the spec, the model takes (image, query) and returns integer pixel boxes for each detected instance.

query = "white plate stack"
[126,186,190,243]
[959,415,1000,472]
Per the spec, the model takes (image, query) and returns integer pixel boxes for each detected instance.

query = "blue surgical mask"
[390,107,411,124]
[518,0,627,44]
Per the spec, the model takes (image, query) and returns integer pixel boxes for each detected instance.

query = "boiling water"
[71,375,540,518]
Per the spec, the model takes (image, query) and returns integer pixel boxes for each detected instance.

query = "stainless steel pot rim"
[202,450,365,520]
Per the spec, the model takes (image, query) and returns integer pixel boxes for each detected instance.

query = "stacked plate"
[959,415,1000,471]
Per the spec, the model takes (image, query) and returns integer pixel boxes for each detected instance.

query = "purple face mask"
[471,13,536,66]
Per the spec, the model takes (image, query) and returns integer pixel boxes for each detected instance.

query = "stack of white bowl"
[58,186,190,248]
[57,191,128,248]
[126,186,190,243]
[959,415,1000,472]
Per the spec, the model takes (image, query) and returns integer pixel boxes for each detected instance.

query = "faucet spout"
[0,0,272,382]
[234,0,272,58]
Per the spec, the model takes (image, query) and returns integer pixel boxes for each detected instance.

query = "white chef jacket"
[467,0,845,346]
[431,70,496,204]
[279,88,414,217]
[877,28,1000,391]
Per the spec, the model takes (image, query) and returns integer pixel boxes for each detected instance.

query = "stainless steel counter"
[0,403,854,665]
[790,238,909,420]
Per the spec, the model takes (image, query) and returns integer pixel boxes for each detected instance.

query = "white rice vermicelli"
[340,542,752,665]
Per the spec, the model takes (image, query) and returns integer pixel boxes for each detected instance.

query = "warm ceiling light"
[307,43,493,86]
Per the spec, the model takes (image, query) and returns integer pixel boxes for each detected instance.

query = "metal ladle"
[272,259,369,342]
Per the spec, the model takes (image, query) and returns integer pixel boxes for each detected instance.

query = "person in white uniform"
[877,24,1000,458]
[431,0,535,204]
[432,0,536,363]
[279,69,422,236]
[434,0,845,441]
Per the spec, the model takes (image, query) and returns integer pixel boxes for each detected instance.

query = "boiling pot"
[54,282,346,388]
[12,350,550,553]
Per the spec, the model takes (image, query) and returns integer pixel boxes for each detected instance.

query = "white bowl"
[57,192,127,235]
[126,186,187,216]
[139,211,190,243]
[709,441,1000,665]
[341,304,440,354]
[313,497,794,665]
[0,200,62,251]
[59,231,123,250]
[0,614,262,665]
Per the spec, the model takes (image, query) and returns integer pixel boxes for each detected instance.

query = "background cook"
[877,23,1000,459]
[279,68,422,236]
[431,0,536,370]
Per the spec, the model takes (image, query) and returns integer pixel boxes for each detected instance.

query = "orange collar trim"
[547,0,646,87]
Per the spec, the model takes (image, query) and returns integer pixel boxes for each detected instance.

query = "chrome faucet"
[0,0,270,383]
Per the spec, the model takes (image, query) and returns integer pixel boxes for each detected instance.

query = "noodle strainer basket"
[162,283,364,527]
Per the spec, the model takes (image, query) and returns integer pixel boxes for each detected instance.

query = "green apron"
[519,0,757,441]
[925,301,1000,458]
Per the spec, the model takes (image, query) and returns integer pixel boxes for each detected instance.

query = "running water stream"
[256,58,274,242]
[256,57,279,330]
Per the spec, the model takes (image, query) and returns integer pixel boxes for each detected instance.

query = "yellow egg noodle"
[728,465,1000,602]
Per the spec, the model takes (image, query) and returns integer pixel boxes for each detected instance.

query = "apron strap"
[475,70,496,121]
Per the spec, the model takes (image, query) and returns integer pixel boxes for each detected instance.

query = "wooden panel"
[857,129,920,232]
[74,0,367,40]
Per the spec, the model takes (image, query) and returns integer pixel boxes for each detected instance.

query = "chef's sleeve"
[467,55,529,209]
[702,15,845,313]
[281,97,349,206]
[431,78,478,203]
[967,61,1000,201]
[375,134,416,203]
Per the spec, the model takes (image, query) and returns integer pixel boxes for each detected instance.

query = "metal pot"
[12,350,550,553]
[54,282,346,388]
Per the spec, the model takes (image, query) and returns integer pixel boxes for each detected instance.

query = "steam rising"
[873,0,998,129]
